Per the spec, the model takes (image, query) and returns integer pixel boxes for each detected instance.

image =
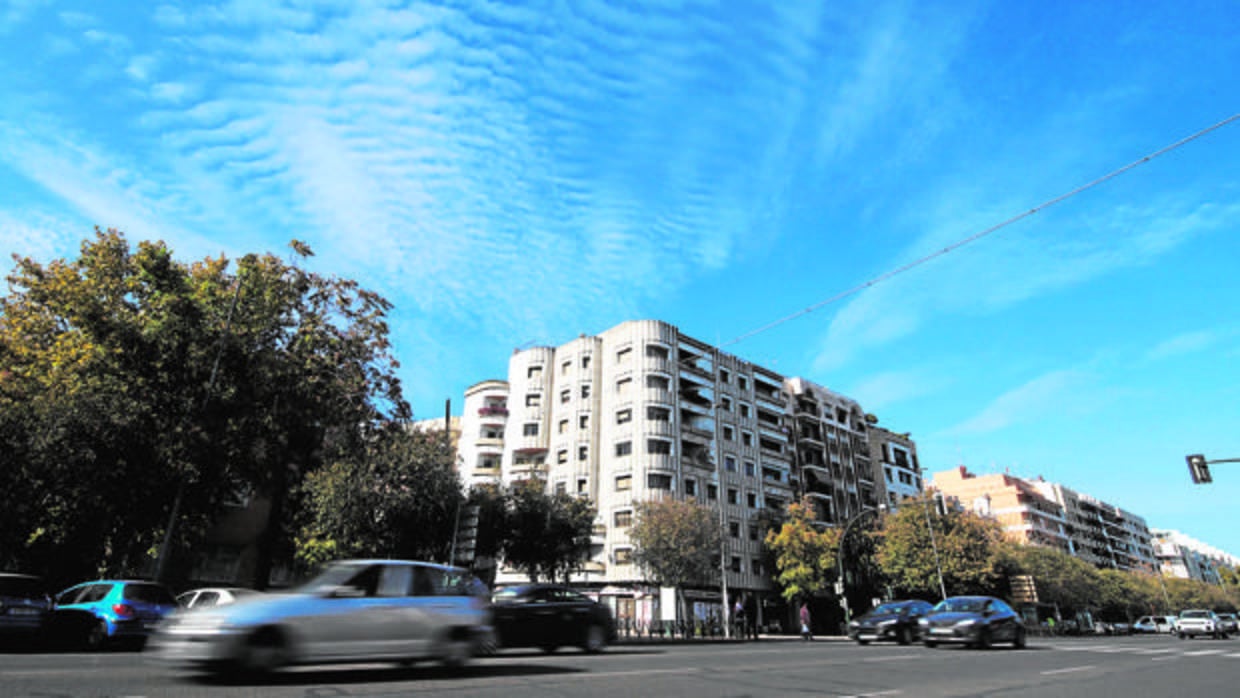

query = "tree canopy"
[875,497,1005,598]
[501,479,595,583]
[765,498,840,602]
[629,498,721,590]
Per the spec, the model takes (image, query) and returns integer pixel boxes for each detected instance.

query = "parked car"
[918,596,1026,649]
[847,599,935,645]
[490,584,616,654]
[150,559,493,675]
[0,573,52,641]
[1133,615,1177,634]
[49,580,178,649]
[176,587,264,610]
[1176,609,1225,640]
[1216,613,1238,635]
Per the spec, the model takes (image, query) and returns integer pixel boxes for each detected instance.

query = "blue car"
[50,580,178,650]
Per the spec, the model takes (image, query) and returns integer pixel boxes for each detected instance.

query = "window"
[646,374,670,390]
[559,419,568,434]
[555,481,567,495]
[526,394,541,407]
[527,366,542,380]
[577,478,588,493]
[729,521,740,538]
[581,384,591,399]
[614,510,633,527]
[615,475,632,491]
[684,479,697,496]
[744,461,756,477]
[560,389,571,403]
[579,415,589,429]
[581,355,591,370]
[724,455,737,472]
[885,467,893,483]
[578,445,588,461]
[738,376,748,391]
[647,439,672,455]
[645,344,669,359]
[730,556,742,573]
[742,431,753,447]
[720,368,731,383]
[748,524,759,541]
[556,450,567,464]
[747,492,758,508]
[617,347,632,363]
[720,396,732,411]
[727,488,739,505]
[723,426,734,441]
[647,473,672,490]
[561,360,571,375]
[615,441,632,456]
[617,377,632,395]
[614,548,632,564]
[707,484,718,500]
[616,409,632,424]
[523,423,539,437]
[750,559,762,575]
[740,403,751,419]
[647,406,670,421]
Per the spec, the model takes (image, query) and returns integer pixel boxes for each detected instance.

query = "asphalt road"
[3,633,1239,698]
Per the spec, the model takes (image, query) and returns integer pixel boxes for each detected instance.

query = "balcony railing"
[478,406,509,416]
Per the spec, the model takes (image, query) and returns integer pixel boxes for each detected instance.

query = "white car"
[176,587,264,610]
[150,560,493,675]
[1133,615,1176,634]
[1177,609,1225,640]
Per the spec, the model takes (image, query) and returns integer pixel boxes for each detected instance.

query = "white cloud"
[1146,329,1226,361]
[942,370,1086,436]
[848,368,951,413]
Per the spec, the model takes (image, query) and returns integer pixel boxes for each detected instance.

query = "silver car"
[150,560,493,675]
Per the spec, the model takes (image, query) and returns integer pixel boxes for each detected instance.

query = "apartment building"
[930,466,1156,570]
[456,319,893,625]
[930,466,1073,553]
[866,425,923,509]
[1151,529,1240,584]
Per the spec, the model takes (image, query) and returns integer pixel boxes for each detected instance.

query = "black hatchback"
[848,599,935,645]
[918,596,1026,649]
[491,584,616,654]
[0,573,52,641]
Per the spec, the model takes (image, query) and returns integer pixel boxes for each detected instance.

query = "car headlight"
[918,618,929,626]
[848,620,859,629]
[955,619,976,627]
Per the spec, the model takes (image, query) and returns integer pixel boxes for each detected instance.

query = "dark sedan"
[848,599,934,645]
[491,584,616,653]
[918,595,1026,649]
[0,573,52,642]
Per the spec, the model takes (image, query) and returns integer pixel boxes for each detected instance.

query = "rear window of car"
[0,576,44,596]
[123,583,176,605]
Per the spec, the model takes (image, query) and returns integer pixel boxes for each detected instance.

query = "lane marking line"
[1041,665,1096,676]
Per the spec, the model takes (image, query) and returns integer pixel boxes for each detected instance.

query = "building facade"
[866,425,923,509]
[1151,529,1240,584]
[457,319,906,627]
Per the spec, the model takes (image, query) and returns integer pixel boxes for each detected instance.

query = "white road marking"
[1182,649,1226,656]
[1042,665,1096,675]
[1152,655,1180,662]
[1136,648,1175,654]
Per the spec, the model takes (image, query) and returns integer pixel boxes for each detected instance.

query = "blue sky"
[2,1,1237,558]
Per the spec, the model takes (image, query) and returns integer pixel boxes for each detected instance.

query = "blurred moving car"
[176,587,263,610]
[847,599,934,645]
[490,584,616,653]
[1216,613,1238,635]
[918,596,1026,649]
[1177,609,1225,639]
[1133,615,1177,634]
[0,573,52,640]
[150,560,492,675]
[49,580,178,649]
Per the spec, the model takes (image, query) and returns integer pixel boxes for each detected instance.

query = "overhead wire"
[721,111,1240,348]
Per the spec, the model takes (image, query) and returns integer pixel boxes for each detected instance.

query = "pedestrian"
[800,601,812,641]
[734,596,747,640]
[745,593,759,640]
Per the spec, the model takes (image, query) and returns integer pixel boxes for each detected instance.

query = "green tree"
[502,480,595,583]
[1001,544,1099,613]
[765,498,840,603]
[629,498,721,621]
[297,423,463,566]
[0,230,408,588]
[876,497,1005,598]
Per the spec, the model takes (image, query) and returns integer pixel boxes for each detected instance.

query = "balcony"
[478,405,509,417]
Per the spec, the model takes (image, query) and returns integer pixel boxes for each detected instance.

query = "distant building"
[866,425,923,509]
[455,319,918,628]
[1151,529,1240,583]
[929,466,1154,571]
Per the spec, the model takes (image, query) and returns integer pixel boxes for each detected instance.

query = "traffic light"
[1186,454,1212,484]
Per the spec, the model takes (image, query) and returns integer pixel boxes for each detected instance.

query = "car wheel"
[83,619,107,651]
[1013,627,1027,649]
[582,625,608,654]
[540,644,560,654]
[438,633,473,668]
[238,627,289,675]
[897,627,912,646]
[1178,632,1186,640]
[974,628,992,650]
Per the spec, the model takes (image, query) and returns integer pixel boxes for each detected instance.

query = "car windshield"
[295,562,372,593]
[934,598,987,613]
[872,602,910,615]
[1180,610,1209,619]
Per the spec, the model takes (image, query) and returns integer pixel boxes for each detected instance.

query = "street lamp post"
[836,505,885,627]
